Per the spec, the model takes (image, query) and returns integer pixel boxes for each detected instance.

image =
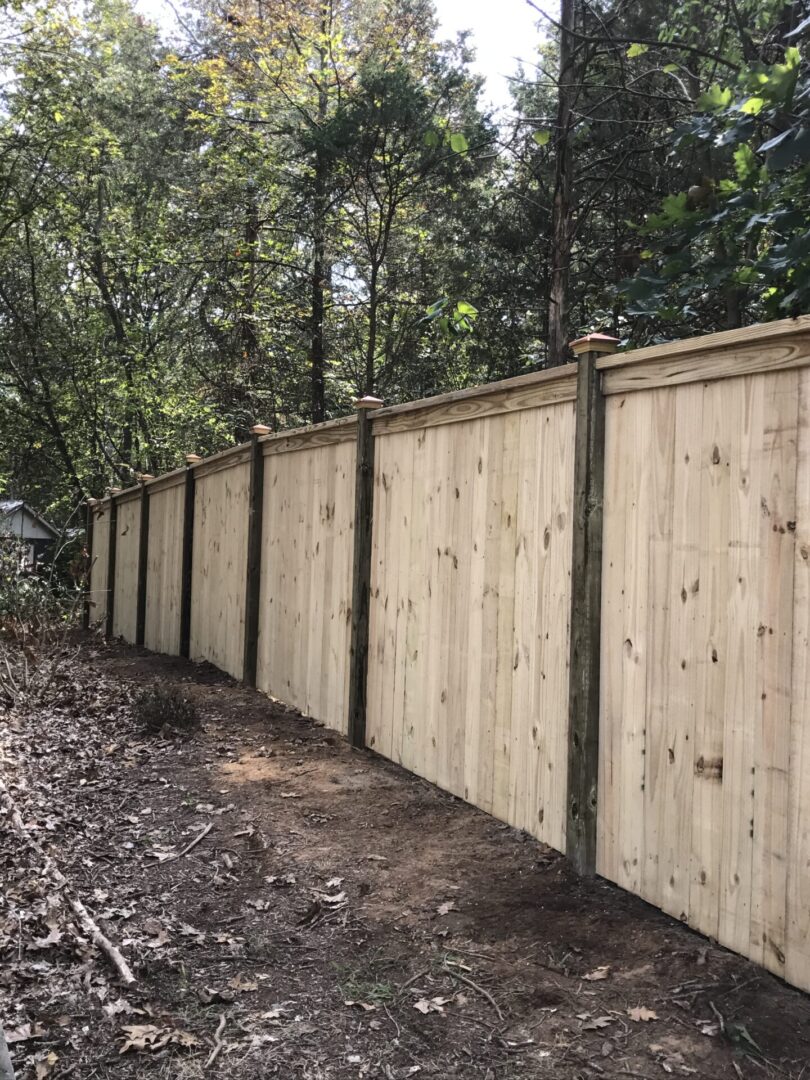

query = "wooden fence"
[86,315,810,994]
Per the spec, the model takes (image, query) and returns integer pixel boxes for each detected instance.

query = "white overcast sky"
[133,0,552,113]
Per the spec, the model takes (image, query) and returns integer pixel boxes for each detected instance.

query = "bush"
[133,682,199,734]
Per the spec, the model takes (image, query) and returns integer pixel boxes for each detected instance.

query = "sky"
[133,0,550,113]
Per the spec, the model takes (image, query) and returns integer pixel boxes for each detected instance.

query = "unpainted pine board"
[89,508,110,627]
[441,419,476,799]
[544,400,576,852]
[614,391,653,896]
[189,463,249,679]
[389,432,417,765]
[786,367,810,992]
[365,434,392,753]
[596,393,630,881]
[305,445,330,719]
[517,408,554,840]
[379,434,408,760]
[339,440,358,734]
[462,417,492,809]
[257,451,290,702]
[144,483,184,654]
[715,377,762,963]
[422,421,453,787]
[508,408,543,834]
[490,412,521,825]
[113,497,140,643]
[749,370,798,977]
[641,389,677,907]
[399,428,429,775]
[324,441,355,735]
[656,381,704,921]
[689,381,736,944]
[597,315,810,372]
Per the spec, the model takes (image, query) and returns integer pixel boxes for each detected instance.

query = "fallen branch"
[205,1014,227,1069]
[0,776,136,985]
[177,822,212,858]
[444,966,504,1022]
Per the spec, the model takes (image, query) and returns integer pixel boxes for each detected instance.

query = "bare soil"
[3,639,810,1079]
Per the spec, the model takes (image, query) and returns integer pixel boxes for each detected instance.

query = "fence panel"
[366,370,577,852]
[256,423,356,733]
[597,344,810,989]
[112,492,140,642]
[88,501,110,627]
[145,475,185,655]
[189,450,250,679]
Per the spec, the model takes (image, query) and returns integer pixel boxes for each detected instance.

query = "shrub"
[133,682,198,734]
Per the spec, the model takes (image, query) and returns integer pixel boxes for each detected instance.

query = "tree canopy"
[0,0,808,518]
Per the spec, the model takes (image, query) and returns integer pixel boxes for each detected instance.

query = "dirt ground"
[3,640,810,1080]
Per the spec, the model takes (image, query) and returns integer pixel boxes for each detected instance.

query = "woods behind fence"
[88,315,810,995]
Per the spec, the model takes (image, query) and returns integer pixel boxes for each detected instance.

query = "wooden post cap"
[185,453,203,464]
[354,396,384,410]
[109,487,122,495]
[250,424,271,436]
[569,333,621,356]
[87,497,98,507]
[140,473,155,482]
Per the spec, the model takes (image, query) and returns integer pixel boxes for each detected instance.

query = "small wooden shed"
[0,499,59,569]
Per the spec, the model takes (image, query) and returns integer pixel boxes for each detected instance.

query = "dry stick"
[205,1015,227,1070]
[176,820,212,855]
[0,777,136,985]
[444,967,505,1022]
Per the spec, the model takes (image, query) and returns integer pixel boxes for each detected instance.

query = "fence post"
[243,425,270,688]
[566,333,619,876]
[135,475,154,648]
[104,489,121,639]
[347,395,384,749]
[82,498,96,631]
[179,454,201,659]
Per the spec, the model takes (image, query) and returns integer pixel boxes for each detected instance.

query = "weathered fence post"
[566,333,619,875]
[347,396,384,749]
[82,498,96,631]
[243,425,270,688]
[135,475,154,647]
[179,454,201,659]
[104,489,121,640]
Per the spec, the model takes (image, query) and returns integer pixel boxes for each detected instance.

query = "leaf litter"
[1,641,809,1079]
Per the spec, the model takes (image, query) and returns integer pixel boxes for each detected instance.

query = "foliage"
[132,681,199,734]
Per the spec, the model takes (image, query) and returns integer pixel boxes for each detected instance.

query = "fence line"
[86,314,810,994]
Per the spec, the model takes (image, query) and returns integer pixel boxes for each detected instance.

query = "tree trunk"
[547,0,576,367]
[310,13,330,424]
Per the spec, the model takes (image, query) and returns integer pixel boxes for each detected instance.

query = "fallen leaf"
[583,965,611,981]
[228,972,259,992]
[582,1016,614,1031]
[345,1000,377,1012]
[413,996,450,1015]
[34,1051,58,1079]
[6,1023,46,1043]
[437,901,456,916]
[627,1005,658,1022]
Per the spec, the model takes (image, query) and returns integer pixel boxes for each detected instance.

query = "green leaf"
[532,130,550,146]
[662,64,678,73]
[626,43,648,58]
[739,96,765,115]
[455,300,478,316]
[733,143,759,182]
[449,132,469,153]
[697,84,732,111]
[423,129,439,148]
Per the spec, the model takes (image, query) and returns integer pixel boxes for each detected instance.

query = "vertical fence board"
[144,481,185,655]
[112,496,141,643]
[88,503,110,629]
[190,462,250,679]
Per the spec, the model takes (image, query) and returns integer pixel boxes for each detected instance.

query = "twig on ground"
[205,1014,227,1069]
[0,776,136,985]
[177,822,212,858]
[444,966,504,1022]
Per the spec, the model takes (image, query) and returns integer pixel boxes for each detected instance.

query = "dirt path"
[2,641,810,1079]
